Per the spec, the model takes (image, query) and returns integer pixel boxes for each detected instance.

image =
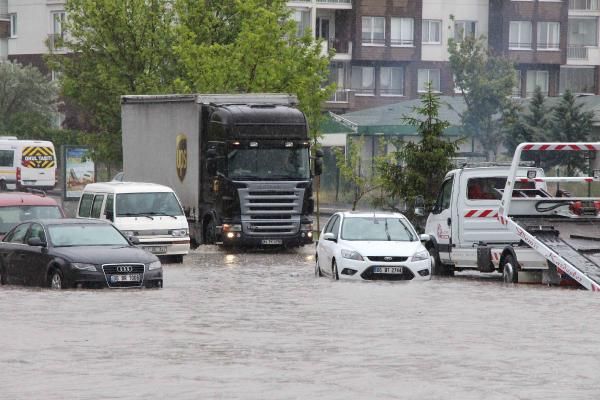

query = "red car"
[0,192,65,239]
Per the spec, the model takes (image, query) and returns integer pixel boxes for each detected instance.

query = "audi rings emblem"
[117,266,133,273]
[384,257,393,261]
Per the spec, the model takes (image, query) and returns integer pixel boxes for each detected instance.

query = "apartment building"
[288,0,600,112]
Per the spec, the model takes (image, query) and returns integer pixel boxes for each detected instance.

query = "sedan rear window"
[48,224,129,247]
[341,217,417,242]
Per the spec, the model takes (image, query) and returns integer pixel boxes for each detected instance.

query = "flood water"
[1,245,599,399]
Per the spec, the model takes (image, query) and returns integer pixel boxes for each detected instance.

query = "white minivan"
[0,137,57,191]
[77,182,190,262]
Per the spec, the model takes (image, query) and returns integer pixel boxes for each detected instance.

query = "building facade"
[288,0,600,112]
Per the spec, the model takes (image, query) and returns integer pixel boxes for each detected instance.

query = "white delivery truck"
[424,142,600,291]
[0,137,57,191]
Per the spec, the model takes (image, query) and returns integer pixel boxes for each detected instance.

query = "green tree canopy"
[503,86,550,156]
[448,31,516,159]
[0,61,58,136]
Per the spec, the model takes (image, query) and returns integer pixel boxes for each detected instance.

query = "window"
[52,11,66,37]
[5,223,30,244]
[509,21,532,49]
[417,69,441,92]
[26,223,46,243]
[454,21,477,42]
[351,66,375,95]
[467,178,506,200]
[391,17,414,46]
[9,13,17,38]
[78,193,94,218]
[568,18,598,46]
[362,16,385,45]
[380,67,404,96]
[91,194,105,219]
[422,20,441,44]
[0,150,14,167]
[570,0,600,10]
[513,70,522,97]
[434,177,454,213]
[560,67,596,94]
[537,22,560,50]
[292,10,311,37]
[104,194,114,220]
[526,70,549,96]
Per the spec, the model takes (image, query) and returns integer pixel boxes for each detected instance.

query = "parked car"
[0,191,65,239]
[315,212,432,281]
[0,219,162,289]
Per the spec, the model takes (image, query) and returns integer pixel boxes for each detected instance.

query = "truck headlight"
[341,249,364,261]
[148,261,162,271]
[171,229,188,237]
[71,263,97,272]
[412,250,430,262]
[301,223,313,231]
[222,224,242,232]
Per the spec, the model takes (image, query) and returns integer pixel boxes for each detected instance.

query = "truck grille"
[102,264,145,288]
[238,182,305,236]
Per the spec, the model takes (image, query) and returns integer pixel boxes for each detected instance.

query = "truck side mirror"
[315,149,324,158]
[207,148,217,159]
[314,158,323,176]
[414,195,425,216]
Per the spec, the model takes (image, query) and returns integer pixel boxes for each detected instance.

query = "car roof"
[0,192,60,207]
[82,181,175,194]
[33,218,112,226]
[337,211,408,219]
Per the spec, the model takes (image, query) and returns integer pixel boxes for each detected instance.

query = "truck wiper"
[119,212,154,220]
[146,212,177,219]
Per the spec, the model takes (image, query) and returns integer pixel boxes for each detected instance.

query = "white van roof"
[0,139,55,147]
[83,181,176,194]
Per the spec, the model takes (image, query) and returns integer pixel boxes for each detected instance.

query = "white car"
[315,212,431,281]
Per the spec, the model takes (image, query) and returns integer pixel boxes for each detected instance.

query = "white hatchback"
[316,212,431,281]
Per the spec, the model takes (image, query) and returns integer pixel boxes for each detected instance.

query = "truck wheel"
[0,181,6,191]
[502,255,519,283]
[204,219,216,244]
[428,247,454,276]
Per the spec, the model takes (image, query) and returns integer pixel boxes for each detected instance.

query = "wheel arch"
[499,247,519,271]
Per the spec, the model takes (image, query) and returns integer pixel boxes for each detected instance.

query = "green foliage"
[378,85,458,209]
[448,31,516,158]
[47,0,179,164]
[0,61,59,136]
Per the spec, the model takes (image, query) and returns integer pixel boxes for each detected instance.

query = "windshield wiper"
[119,213,154,220]
[384,219,391,241]
[146,212,177,219]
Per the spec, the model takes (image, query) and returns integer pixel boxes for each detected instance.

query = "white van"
[0,137,57,191]
[77,182,190,262]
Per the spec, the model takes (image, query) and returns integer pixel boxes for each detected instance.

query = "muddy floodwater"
[1,246,599,399]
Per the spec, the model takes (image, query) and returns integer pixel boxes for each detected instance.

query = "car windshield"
[48,224,130,247]
[228,148,310,180]
[341,217,417,242]
[116,192,184,217]
[0,205,62,234]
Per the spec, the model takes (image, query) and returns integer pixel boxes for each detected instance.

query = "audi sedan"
[315,212,431,281]
[0,219,162,289]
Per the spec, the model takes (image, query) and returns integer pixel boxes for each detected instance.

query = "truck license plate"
[111,274,141,282]
[374,266,403,274]
[261,239,282,245]
[142,246,167,254]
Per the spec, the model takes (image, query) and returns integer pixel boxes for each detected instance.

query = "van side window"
[104,194,114,220]
[90,194,105,218]
[78,193,94,217]
[434,177,453,213]
[0,150,14,167]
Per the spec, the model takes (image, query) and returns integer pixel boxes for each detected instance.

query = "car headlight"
[123,231,135,237]
[412,250,430,262]
[171,229,189,237]
[341,249,364,261]
[148,260,162,271]
[71,263,97,272]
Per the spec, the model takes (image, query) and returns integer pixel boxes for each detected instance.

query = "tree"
[504,86,550,156]
[0,61,58,136]
[378,84,458,210]
[448,31,516,159]
[547,90,595,174]
[47,0,179,165]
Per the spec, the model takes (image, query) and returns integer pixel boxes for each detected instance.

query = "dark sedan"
[0,219,163,289]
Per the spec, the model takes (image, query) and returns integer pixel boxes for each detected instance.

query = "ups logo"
[176,134,187,182]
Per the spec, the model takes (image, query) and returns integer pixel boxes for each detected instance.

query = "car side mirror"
[315,148,324,158]
[129,236,140,245]
[314,158,323,176]
[27,237,46,247]
[322,232,336,242]
[419,234,431,242]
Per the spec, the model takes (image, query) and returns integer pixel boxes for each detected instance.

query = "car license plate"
[111,274,141,283]
[261,239,282,245]
[373,266,403,274]
[142,246,167,254]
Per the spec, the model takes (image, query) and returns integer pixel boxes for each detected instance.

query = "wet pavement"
[1,245,599,399]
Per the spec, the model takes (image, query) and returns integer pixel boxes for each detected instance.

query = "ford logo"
[117,266,133,273]
[384,257,393,261]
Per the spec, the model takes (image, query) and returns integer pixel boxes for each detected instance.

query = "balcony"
[568,45,589,59]
[569,0,600,10]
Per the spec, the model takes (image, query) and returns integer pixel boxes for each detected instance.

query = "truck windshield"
[116,192,184,217]
[227,148,310,180]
